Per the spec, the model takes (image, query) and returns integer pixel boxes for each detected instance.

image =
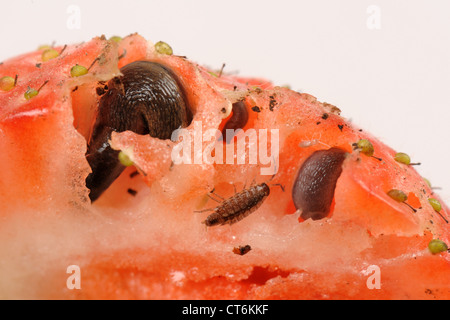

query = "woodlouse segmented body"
[203,183,271,227]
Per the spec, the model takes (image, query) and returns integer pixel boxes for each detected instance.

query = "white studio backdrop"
[1,0,449,202]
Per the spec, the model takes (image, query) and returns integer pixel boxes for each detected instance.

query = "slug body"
[86,61,191,201]
[292,147,347,220]
[221,101,249,143]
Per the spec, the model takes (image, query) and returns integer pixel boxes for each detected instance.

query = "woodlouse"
[200,179,284,227]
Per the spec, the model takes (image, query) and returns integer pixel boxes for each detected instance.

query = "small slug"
[221,101,249,143]
[292,147,347,220]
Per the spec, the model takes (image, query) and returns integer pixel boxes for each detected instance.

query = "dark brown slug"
[85,61,192,202]
[220,101,249,143]
[292,147,348,220]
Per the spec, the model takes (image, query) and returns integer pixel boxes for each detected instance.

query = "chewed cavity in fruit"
[85,60,191,201]
[0,33,448,299]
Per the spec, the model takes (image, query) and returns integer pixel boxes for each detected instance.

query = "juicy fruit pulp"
[0,34,449,299]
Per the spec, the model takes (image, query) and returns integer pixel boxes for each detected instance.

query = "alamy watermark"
[171,121,279,175]
[64,263,381,291]
[367,5,381,30]
[364,265,381,289]
[66,4,81,30]
[66,265,81,289]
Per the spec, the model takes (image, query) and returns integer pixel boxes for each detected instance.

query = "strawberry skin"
[0,34,448,299]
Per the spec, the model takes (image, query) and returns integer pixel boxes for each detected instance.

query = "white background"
[1,0,449,203]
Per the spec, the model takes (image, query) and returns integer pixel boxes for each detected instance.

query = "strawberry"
[0,34,448,299]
